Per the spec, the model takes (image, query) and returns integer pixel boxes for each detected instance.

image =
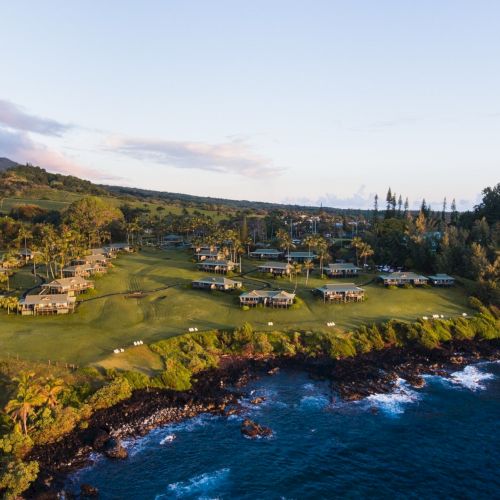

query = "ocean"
[68,362,500,499]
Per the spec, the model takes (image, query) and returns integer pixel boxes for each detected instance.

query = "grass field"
[0,248,473,367]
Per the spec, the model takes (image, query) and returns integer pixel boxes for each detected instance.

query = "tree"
[351,236,363,266]
[385,188,393,219]
[292,262,302,289]
[397,195,403,218]
[65,197,123,248]
[303,259,314,285]
[4,372,44,435]
[474,183,500,225]
[450,198,458,225]
[403,197,410,219]
[373,194,379,224]
[276,229,293,261]
[359,242,374,267]
[40,377,65,409]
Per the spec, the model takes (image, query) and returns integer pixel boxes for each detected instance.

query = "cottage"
[162,234,184,247]
[314,283,365,303]
[427,274,455,286]
[20,293,76,315]
[249,248,283,259]
[197,259,236,274]
[192,276,242,291]
[106,243,133,253]
[257,261,292,276]
[72,254,109,266]
[327,263,361,278]
[18,249,35,262]
[286,251,317,262]
[63,263,106,278]
[239,290,296,308]
[195,249,224,261]
[380,272,429,286]
[41,277,94,296]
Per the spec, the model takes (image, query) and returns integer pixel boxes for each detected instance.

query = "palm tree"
[41,377,65,408]
[303,259,314,285]
[17,226,33,264]
[276,229,293,262]
[5,372,44,435]
[315,236,329,277]
[292,262,302,290]
[359,242,374,268]
[351,237,364,267]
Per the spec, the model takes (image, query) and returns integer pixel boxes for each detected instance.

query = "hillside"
[0,157,370,217]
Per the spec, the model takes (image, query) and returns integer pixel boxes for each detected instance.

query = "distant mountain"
[0,157,19,171]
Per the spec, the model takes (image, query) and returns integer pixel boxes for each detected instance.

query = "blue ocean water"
[69,362,500,499]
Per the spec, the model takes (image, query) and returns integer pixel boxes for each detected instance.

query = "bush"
[87,377,132,411]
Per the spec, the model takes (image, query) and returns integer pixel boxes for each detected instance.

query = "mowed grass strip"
[0,248,472,365]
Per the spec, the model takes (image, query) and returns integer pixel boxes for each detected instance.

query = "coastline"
[28,338,500,498]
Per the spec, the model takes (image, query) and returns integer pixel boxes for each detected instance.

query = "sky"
[0,1,499,210]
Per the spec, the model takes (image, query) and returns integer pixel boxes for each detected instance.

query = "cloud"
[284,185,376,209]
[106,136,284,178]
[0,98,72,137]
[0,127,116,180]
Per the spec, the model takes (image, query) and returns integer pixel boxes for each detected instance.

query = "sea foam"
[160,467,230,498]
[364,378,420,416]
[449,365,495,391]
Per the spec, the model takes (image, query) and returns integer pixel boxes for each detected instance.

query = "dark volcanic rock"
[81,483,99,497]
[103,438,128,460]
[250,396,266,405]
[241,418,272,438]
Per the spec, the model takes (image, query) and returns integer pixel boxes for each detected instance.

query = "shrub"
[87,377,132,411]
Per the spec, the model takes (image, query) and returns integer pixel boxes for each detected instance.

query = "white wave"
[364,378,420,416]
[302,383,316,391]
[299,394,330,409]
[449,365,495,391]
[160,434,176,445]
[164,468,230,498]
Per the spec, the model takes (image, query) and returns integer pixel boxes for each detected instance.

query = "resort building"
[18,249,35,262]
[63,263,107,278]
[162,234,184,247]
[249,248,283,259]
[314,283,365,303]
[379,272,429,286]
[19,294,76,316]
[427,274,455,286]
[286,251,317,262]
[195,249,224,261]
[72,254,109,266]
[106,243,133,253]
[192,276,242,291]
[41,277,94,296]
[239,290,296,308]
[197,259,236,274]
[257,261,292,276]
[327,263,361,278]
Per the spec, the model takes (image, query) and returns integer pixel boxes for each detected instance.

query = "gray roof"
[250,248,282,254]
[240,290,295,299]
[316,283,364,293]
[46,277,91,287]
[286,252,317,258]
[328,263,361,270]
[258,261,291,269]
[22,294,74,306]
[192,277,241,286]
[197,259,234,266]
[381,272,428,280]
[428,274,455,280]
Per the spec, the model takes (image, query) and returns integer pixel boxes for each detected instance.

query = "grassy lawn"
[0,248,473,367]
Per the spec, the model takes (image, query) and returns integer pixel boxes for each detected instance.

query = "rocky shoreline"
[27,338,499,498]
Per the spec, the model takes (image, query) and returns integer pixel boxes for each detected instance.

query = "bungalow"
[106,243,133,253]
[195,249,224,261]
[257,261,292,276]
[379,272,429,286]
[197,259,236,274]
[41,277,94,296]
[327,263,361,278]
[314,283,365,303]
[63,263,106,278]
[239,290,296,308]
[249,248,283,259]
[162,234,184,247]
[18,249,35,262]
[428,274,455,286]
[192,276,242,291]
[72,254,109,266]
[286,251,317,262]
[20,293,76,316]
